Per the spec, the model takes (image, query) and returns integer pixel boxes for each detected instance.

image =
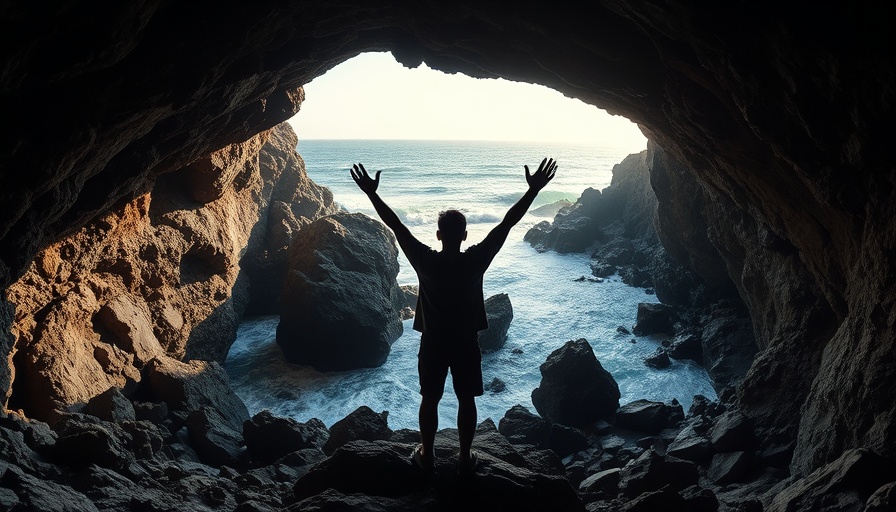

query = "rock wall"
[1,1,894,478]
[4,122,334,421]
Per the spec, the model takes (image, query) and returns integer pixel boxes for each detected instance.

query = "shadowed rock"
[531,339,620,428]
[277,212,404,371]
[478,293,513,353]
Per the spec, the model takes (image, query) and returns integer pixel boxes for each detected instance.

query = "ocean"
[224,139,717,430]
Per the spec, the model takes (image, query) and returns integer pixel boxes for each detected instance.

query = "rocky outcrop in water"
[276,212,404,371]
[531,339,620,428]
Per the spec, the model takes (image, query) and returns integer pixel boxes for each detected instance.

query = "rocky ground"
[1,335,892,511]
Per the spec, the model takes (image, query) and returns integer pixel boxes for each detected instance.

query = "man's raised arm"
[484,157,559,247]
[350,163,416,246]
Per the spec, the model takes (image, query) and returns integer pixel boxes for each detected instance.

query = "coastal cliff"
[1,1,894,509]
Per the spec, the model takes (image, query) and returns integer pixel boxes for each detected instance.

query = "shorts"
[418,332,483,400]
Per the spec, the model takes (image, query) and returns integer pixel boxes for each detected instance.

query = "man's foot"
[411,444,434,471]
[456,450,480,475]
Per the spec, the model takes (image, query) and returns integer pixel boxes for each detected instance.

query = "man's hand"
[525,157,558,192]
[350,163,380,195]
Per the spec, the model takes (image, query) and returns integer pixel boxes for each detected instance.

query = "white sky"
[288,52,647,147]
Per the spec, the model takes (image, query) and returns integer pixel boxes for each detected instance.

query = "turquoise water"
[225,140,717,430]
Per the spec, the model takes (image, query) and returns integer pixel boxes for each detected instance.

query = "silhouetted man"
[351,158,557,474]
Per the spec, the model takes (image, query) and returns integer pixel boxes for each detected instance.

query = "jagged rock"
[323,406,391,455]
[666,425,712,463]
[497,404,588,458]
[243,410,329,464]
[484,377,506,393]
[133,401,169,424]
[631,303,676,336]
[768,449,896,512]
[707,450,752,485]
[643,347,671,369]
[620,486,687,511]
[710,411,754,452]
[84,387,136,422]
[579,467,621,494]
[51,417,133,470]
[666,333,703,362]
[187,406,246,468]
[618,449,698,498]
[143,356,249,433]
[241,123,340,316]
[865,481,896,512]
[615,399,683,436]
[478,293,513,353]
[531,339,620,428]
[276,212,403,371]
[293,439,585,511]
[0,465,99,512]
[680,485,719,512]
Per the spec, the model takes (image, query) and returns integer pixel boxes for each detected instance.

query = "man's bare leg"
[418,395,440,465]
[457,396,477,466]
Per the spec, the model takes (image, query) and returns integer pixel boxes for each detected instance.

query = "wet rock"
[484,377,506,393]
[531,339,620,428]
[666,333,703,362]
[478,293,513,352]
[632,303,676,336]
[322,406,391,455]
[277,212,403,371]
[643,347,671,369]
[243,410,329,464]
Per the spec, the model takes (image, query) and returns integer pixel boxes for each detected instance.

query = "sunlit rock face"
[4,122,334,421]
[1,2,893,476]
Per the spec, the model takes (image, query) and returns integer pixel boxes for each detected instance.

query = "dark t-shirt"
[398,232,505,336]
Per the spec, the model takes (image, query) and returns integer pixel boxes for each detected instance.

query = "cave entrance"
[223,52,717,429]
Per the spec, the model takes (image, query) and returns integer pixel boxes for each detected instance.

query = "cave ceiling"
[0,1,892,291]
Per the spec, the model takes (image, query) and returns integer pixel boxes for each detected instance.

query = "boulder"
[186,406,246,468]
[531,339,620,428]
[631,303,676,336]
[666,425,712,463]
[666,333,703,362]
[618,449,698,498]
[615,399,684,435]
[143,356,249,433]
[497,405,588,458]
[478,293,513,352]
[84,387,136,422]
[710,411,754,452]
[322,406,392,455]
[643,347,671,369]
[276,212,403,371]
[243,410,329,464]
[706,450,752,485]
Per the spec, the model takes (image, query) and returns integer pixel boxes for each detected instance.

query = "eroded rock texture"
[1,0,893,484]
[4,122,334,421]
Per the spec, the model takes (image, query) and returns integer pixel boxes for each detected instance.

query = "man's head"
[437,209,467,246]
